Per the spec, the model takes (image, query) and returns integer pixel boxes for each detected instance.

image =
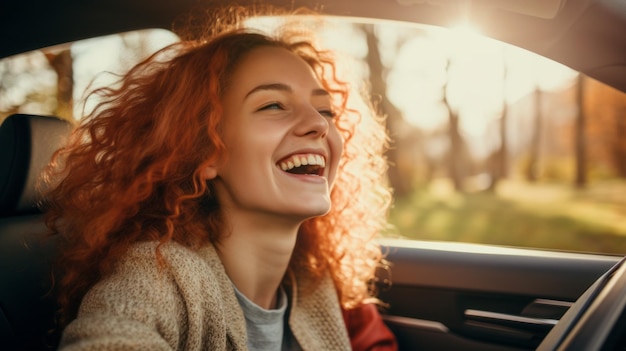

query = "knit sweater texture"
[59,241,351,351]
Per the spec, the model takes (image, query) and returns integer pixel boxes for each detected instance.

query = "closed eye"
[258,102,284,111]
[318,109,336,118]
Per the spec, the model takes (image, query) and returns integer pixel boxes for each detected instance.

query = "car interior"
[2,0,626,350]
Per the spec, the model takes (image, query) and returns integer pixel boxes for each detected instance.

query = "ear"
[200,165,218,180]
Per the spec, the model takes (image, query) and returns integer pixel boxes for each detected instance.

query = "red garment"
[342,303,398,351]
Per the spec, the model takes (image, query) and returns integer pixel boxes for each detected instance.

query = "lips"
[278,153,326,176]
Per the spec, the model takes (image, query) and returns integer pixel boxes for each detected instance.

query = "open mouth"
[278,154,326,176]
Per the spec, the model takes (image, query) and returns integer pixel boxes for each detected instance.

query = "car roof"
[2,0,625,93]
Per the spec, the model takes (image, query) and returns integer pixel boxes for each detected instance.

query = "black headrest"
[0,114,71,216]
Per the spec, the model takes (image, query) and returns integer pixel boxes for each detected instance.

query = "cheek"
[329,126,344,172]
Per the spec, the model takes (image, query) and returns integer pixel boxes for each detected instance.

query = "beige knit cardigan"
[59,241,351,350]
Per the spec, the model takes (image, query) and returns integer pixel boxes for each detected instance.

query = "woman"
[44,7,396,350]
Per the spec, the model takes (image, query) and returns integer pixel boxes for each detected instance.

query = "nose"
[294,106,329,138]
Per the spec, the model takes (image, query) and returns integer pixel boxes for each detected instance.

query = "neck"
[216,209,302,309]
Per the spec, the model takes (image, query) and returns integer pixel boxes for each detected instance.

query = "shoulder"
[76,241,230,317]
[110,241,227,294]
[63,241,242,349]
[82,241,220,306]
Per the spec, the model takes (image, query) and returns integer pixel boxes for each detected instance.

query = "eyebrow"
[245,83,330,99]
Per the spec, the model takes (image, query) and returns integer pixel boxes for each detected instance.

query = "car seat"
[0,114,71,350]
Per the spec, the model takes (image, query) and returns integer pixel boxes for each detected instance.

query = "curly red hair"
[44,8,391,325]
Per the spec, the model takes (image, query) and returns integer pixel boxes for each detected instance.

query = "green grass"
[388,179,626,255]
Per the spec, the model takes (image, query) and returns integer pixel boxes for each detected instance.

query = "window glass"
[295,18,626,255]
[2,20,625,255]
[0,29,179,122]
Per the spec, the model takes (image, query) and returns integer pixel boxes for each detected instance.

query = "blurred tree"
[488,62,509,191]
[574,74,587,188]
[586,79,626,178]
[447,114,465,191]
[44,49,73,120]
[526,87,543,182]
[443,58,466,192]
[361,24,416,197]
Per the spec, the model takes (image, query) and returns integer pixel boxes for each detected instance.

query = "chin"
[290,204,332,220]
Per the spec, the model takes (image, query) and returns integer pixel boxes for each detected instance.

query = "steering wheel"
[536,256,626,350]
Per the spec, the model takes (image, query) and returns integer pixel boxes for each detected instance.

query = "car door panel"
[379,239,620,350]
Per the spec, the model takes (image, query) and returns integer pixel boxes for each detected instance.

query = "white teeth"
[279,153,326,172]
[316,155,325,167]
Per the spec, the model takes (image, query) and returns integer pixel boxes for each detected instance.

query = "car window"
[269,17,626,256]
[2,19,625,255]
[0,29,179,122]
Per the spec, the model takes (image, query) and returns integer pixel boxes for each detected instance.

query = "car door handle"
[464,309,558,332]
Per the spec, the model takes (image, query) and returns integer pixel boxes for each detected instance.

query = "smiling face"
[206,46,344,223]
